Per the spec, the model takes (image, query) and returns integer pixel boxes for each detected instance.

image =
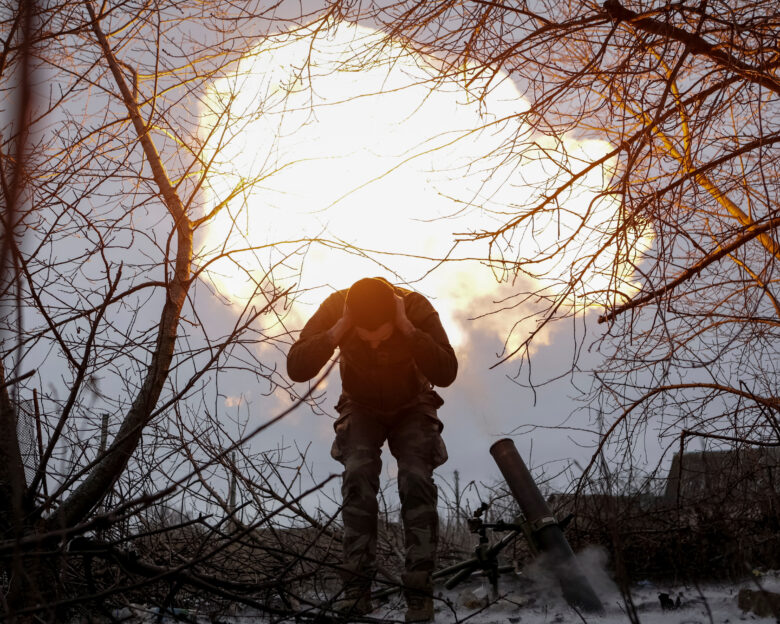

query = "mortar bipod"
[436,502,575,594]
[437,503,526,596]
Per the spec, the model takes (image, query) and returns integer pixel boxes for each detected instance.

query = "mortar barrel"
[490,438,604,613]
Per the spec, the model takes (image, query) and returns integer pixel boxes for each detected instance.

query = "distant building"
[664,446,780,507]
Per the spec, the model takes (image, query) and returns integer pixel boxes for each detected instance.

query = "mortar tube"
[490,438,604,614]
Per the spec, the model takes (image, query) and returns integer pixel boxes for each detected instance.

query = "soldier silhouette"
[288,277,457,622]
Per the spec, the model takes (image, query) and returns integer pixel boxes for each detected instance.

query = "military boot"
[402,571,434,623]
[331,579,373,617]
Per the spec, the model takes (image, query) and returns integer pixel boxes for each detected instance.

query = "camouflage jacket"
[287,285,458,411]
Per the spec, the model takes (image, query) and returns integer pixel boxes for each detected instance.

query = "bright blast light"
[197,20,650,354]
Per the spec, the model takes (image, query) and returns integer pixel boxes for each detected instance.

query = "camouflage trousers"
[331,392,448,582]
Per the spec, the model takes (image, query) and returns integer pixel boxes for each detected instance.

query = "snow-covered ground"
[103,569,780,623]
[369,570,780,624]
[424,576,779,624]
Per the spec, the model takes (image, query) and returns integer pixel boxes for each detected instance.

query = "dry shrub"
[552,448,780,581]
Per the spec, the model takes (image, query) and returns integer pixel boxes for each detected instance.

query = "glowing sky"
[197,19,649,357]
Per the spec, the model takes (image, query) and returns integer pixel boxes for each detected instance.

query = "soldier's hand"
[327,301,354,346]
[394,294,415,337]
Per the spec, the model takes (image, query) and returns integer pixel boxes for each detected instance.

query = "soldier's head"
[346,277,395,343]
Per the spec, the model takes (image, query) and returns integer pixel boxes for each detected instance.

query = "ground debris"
[738,588,780,618]
[458,586,490,609]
